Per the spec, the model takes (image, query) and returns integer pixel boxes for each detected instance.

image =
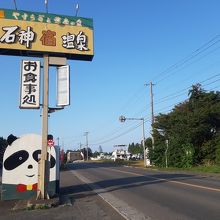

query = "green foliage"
[81,147,93,158]
[215,139,220,165]
[150,129,166,167]
[181,143,194,168]
[148,85,220,168]
[0,137,7,164]
[92,151,100,157]
[128,142,143,154]
[215,147,220,165]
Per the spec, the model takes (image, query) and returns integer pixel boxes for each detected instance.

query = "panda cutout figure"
[2,134,59,200]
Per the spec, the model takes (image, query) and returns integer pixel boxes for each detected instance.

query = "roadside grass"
[92,159,144,168]
[91,159,220,174]
[158,165,220,174]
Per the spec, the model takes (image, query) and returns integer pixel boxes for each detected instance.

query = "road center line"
[102,167,220,193]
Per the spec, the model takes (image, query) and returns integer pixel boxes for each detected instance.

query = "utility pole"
[37,54,49,200]
[84,132,89,161]
[150,81,155,149]
[146,81,155,149]
[141,118,147,167]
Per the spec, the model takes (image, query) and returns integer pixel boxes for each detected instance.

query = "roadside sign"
[20,60,40,109]
[0,8,94,61]
[57,65,70,106]
[48,139,54,147]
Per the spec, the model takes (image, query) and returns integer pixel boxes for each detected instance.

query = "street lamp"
[119,115,149,167]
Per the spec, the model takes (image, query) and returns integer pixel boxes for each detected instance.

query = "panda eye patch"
[33,150,55,168]
[4,150,29,170]
[50,155,56,168]
[33,150,41,162]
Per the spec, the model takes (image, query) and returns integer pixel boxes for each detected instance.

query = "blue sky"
[1,0,220,152]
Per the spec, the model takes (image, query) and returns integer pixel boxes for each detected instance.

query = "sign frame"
[56,65,70,107]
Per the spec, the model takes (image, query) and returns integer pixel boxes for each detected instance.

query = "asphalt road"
[0,167,124,220]
[67,162,220,220]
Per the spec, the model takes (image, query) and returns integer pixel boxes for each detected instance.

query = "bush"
[215,148,220,165]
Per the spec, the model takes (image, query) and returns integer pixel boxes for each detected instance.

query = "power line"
[154,73,220,104]
[118,86,146,112]
[90,100,186,146]
[151,35,220,84]
[90,121,144,145]
[89,38,220,147]
[87,85,146,136]
[133,73,220,117]
[156,44,220,85]
[90,79,220,146]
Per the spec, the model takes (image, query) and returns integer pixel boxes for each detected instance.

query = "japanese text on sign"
[0,8,93,28]
[0,8,94,61]
[0,26,89,51]
[20,60,40,109]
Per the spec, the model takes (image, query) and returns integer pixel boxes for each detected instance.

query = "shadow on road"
[60,162,206,199]
[66,162,119,170]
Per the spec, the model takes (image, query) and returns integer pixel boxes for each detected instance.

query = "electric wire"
[90,77,220,146]
[70,36,220,148]
[152,35,220,83]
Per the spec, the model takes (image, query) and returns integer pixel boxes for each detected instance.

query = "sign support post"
[37,54,49,199]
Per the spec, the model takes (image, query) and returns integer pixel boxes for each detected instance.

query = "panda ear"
[7,134,18,146]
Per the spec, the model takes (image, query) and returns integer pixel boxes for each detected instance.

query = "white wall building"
[111,149,131,161]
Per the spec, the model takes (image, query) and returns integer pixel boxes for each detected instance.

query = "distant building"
[67,151,83,162]
[111,149,131,161]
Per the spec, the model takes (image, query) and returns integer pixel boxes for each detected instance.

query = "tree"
[93,151,99,157]
[81,147,93,159]
[150,85,220,167]
[128,142,143,154]
[0,137,7,165]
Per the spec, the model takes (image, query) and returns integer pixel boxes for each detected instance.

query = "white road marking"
[71,169,151,220]
[103,167,220,193]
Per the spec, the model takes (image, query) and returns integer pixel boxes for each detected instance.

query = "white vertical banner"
[20,60,41,109]
[57,65,70,106]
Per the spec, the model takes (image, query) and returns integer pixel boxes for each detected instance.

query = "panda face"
[2,134,56,185]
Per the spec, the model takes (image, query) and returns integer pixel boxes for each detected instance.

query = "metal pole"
[165,139,169,168]
[142,118,146,167]
[13,0,18,10]
[37,54,49,200]
[45,0,48,13]
[75,3,79,17]
[86,133,88,161]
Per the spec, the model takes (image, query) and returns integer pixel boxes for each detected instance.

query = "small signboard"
[57,65,70,106]
[48,139,55,147]
[20,60,40,109]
